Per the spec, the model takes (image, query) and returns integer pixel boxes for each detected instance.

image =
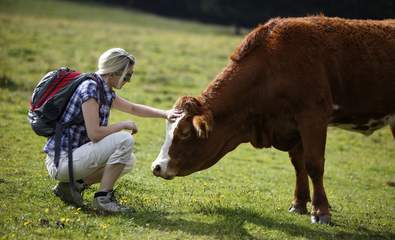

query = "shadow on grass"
[122,205,394,240]
[0,74,33,92]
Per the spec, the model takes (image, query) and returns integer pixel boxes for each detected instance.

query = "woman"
[44,48,181,213]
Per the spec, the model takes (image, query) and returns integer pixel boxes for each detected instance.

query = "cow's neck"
[200,62,261,147]
[201,61,257,117]
[199,61,298,151]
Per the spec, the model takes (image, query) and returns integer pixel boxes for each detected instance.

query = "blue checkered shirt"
[43,74,116,154]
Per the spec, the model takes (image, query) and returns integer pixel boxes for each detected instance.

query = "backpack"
[28,67,106,195]
[28,67,105,137]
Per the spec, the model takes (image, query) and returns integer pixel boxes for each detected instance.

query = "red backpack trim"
[30,70,81,111]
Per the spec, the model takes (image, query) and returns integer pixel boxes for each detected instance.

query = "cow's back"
[313,18,395,114]
[259,17,395,120]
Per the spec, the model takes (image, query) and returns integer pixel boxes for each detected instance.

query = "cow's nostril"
[153,165,161,174]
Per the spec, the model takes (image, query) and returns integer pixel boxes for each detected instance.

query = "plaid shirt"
[44,74,116,154]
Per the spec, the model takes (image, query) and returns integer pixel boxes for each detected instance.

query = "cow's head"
[152,96,243,179]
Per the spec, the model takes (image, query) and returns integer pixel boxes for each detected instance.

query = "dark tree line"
[72,0,395,27]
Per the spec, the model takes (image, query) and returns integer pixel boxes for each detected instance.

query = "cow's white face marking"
[151,114,185,177]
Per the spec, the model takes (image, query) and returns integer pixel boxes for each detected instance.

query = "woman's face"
[110,65,134,89]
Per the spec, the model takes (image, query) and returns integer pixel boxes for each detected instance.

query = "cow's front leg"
[288,143,310,214]
[297,113,331,224]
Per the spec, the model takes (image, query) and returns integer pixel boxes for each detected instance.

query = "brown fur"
[165,16,395,223]
[230,18,278,62]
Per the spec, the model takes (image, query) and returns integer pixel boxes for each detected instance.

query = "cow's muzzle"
[151,162,175,180]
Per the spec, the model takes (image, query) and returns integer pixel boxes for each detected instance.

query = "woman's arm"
[112,95,181,121]
[82,98,137,142]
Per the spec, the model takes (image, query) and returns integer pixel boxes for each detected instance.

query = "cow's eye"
[178,128,192,140]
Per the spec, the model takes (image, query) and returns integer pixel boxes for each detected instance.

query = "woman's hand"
[165,109,183,122]
[120,120,138,134]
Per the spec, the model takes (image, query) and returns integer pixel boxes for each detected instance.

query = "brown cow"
[152,16,395,224]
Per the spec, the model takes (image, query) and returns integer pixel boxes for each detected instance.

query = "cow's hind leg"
[387,124,395,187]
[296,112,331,224]
[288,143,310,214]
[390,123,395,140]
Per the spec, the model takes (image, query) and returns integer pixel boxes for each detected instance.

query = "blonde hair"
[96,48,135,75]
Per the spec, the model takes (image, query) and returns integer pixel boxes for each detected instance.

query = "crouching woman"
[44,48,180,213]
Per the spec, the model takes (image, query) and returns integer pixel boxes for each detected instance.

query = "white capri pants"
[45,131,136,182]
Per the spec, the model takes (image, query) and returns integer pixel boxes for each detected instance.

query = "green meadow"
[0,0,394,239]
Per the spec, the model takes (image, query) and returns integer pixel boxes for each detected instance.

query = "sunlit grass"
[0,0,394,239]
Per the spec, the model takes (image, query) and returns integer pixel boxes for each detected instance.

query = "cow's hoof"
[311,214,331,224]
[288,204,308,215]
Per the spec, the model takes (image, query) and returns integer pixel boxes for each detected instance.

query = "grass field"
[0,0,394,239]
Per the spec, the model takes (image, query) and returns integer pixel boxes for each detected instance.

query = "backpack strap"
[53,124,77,192]
[67,130,76,192]
[54,123,63,168]
[90,73,107,107]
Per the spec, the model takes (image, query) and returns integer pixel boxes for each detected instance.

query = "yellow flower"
[23,221,32,226]
[100,223,108,230]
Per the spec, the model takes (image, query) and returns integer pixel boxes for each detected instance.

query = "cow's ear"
[192,111,213,138]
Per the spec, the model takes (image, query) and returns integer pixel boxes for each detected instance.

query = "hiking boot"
[92,190,129,214]
[52,181,86,207]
